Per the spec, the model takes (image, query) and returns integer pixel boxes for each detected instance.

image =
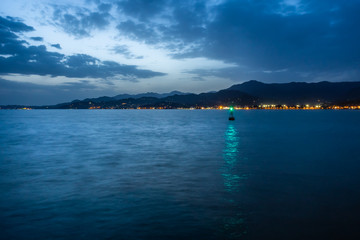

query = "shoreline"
[1,106,360,110]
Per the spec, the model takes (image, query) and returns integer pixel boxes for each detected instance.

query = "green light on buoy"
[229,106,235,120]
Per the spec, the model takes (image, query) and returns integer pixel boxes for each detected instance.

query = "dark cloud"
[115,0,360,82]
[51,43,62,49]
[62,54,159,78]
[30,37,43,41]
[0,16,34,32]
[200,0,360,72]
[98,3,112,12]
[116,20,160,44]
[116,0,168,21]
[0,16,31,55]
[165,1,207,42]
[0,16,165,79]
[52,5,112,37]
[115,0,207,50]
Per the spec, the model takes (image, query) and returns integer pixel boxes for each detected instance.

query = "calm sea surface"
[1,110,360,240]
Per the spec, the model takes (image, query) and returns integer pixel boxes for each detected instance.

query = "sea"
[0,109,360,240]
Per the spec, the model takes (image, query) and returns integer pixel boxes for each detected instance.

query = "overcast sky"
[1,0,360,105]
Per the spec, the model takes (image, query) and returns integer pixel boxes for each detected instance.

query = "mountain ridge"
[1,80,360,109]
[227,80,360,105]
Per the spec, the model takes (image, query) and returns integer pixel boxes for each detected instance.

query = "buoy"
[229,106,235,120]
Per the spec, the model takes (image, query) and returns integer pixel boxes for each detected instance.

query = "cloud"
[98,3,112,12]
[2,0,360,91]
[116,20,160,44]
[0,16,165,80]
[51,43,62,49]
[202,0,360,73]
[114,0,360,82]
[116,0,169,21]
[30,37,43,41]
[63,54,162,79]
[52,5,112,37]
[112,45,143,59]
[115,0,207,49]
[0,16,34,32]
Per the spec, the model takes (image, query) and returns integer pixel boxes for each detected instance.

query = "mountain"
[227,80,360,105]
[160,90,257,107]
[2,80,360,109]
[113,91,190,100]
[69,91,191,104]
[47,89,257,109]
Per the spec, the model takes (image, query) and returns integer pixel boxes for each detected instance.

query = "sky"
[1,0,360,105]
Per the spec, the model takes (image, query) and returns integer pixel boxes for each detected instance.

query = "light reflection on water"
[221,123,248,239]
[223,124,244,192]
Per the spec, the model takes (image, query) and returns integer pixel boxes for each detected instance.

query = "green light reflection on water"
[220,123,248,239]
[222,124,248,193]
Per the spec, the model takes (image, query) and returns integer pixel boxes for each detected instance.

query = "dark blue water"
[1,110,360,240]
